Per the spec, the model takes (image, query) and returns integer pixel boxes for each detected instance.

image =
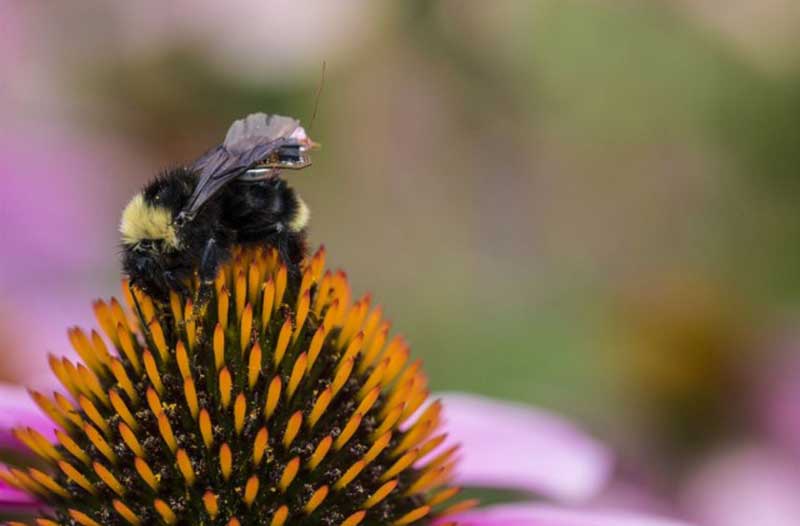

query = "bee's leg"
[276,236,301,287]
[193,238,220,316]
[125,280,149,324]
[163,271,190,299]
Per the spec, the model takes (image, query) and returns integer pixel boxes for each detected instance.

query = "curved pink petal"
[0,382,55,450]
[432,393,612,502]
[0,478,39,511]
[442,504,692,526]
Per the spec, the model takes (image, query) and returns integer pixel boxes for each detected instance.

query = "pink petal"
[680,445,800,526]
[442,504,692,526]
[432,393,612,502]
[0,478,39,511]
[0,382,55,450]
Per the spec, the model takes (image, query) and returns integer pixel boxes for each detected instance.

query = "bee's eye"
[136,239,157,251]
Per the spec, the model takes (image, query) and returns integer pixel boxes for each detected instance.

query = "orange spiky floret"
[5,246,465,525]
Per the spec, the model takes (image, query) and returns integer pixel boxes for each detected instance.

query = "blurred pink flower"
[432,393,611,502]
[680,446,800,526]
[0,382,54,450]
[759,346,800,459]
[0,481,37,513]
[0,294,99,390]
[432,395,692,525]
[0,129,119,284]
[447,504,691,526]
[0,124,133,383]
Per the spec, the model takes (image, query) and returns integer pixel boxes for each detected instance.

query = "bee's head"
[119,169,195,251]
[121,241,165,298]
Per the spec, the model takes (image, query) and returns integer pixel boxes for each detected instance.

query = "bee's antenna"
[308,61,326,136]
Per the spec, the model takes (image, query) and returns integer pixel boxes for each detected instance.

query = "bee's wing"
[181,114,302,218]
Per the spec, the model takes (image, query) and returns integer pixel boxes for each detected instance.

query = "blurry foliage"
[80,48,316,162]
[398,1,800,470]
[490,2,748,138]
[713,68,800,195]
[710,68,800,300]
[515,2,800,304]
[614,274,754,472]
[399,0,525,123]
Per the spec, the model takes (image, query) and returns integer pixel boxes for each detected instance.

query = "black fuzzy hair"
[123,168,306,302]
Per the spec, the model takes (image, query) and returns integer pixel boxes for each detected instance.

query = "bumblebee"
[120,113,315,304]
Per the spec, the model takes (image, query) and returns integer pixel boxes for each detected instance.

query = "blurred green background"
[3,1,800,520]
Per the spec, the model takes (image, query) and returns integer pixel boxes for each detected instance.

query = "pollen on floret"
[6,246,465,525]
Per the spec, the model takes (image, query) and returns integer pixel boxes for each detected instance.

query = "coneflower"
[1,246,469,526]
